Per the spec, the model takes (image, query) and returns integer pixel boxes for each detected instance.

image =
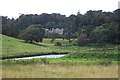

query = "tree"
[63,31,74,42]
[77,33,88,46]
[2,9,119,45]
[2,16,8,35]
[48,32,58,43]
[2,17,19,38]
[113,9,120,22]
[103,22,119,44]
[90,25,111,44]
[45,22,56,29]
[19,24,45,43]
[66,15,77,33]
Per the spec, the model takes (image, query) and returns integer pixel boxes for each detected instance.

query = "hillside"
[2,34,71,57]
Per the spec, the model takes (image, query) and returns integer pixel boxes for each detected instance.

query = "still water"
[14,54,65,60]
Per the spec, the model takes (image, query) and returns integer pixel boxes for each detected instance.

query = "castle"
[45,28,64,35]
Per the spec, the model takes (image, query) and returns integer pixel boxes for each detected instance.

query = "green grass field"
[2,34,83,57]
[2,34,118,60]
[1,34,119,78]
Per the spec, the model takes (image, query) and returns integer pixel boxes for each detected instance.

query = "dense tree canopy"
[2,9,120,44]
[18,24,45,43]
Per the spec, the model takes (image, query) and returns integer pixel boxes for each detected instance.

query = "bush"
[55,42,62,46]
[118,45,120,50]
[77,33,89,46]
[72,40,77,46]
[40,58,49,64]
[98,60,112,66]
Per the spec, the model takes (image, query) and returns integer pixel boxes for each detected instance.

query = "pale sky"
[0,0,119,19]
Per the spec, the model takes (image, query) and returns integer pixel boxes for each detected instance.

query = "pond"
[14,54,65,60]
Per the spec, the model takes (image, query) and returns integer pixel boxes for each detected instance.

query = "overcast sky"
[0,0,119,19]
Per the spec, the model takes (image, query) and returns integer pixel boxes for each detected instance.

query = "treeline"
[2,9,120,44]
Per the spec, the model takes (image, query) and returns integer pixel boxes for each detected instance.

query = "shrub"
[55,42,62,46]
[118,45,120,50]
[77,33,89,46]
[98,60,112,66]
[72,40,77,46]
[40,58,49,64]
